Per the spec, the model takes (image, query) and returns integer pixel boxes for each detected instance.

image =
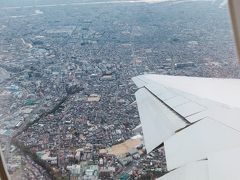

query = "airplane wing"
[132,74,240,180]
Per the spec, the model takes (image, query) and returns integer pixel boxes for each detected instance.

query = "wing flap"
[165,118,240,171]
[135,88,187,153]
[157,160,209,180]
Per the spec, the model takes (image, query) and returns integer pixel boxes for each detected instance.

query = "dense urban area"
[0,0,237,179]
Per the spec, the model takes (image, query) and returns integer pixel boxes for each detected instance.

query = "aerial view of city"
[0,0,238,179]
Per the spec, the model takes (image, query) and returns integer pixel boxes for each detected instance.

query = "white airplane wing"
[132,74,240,180]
